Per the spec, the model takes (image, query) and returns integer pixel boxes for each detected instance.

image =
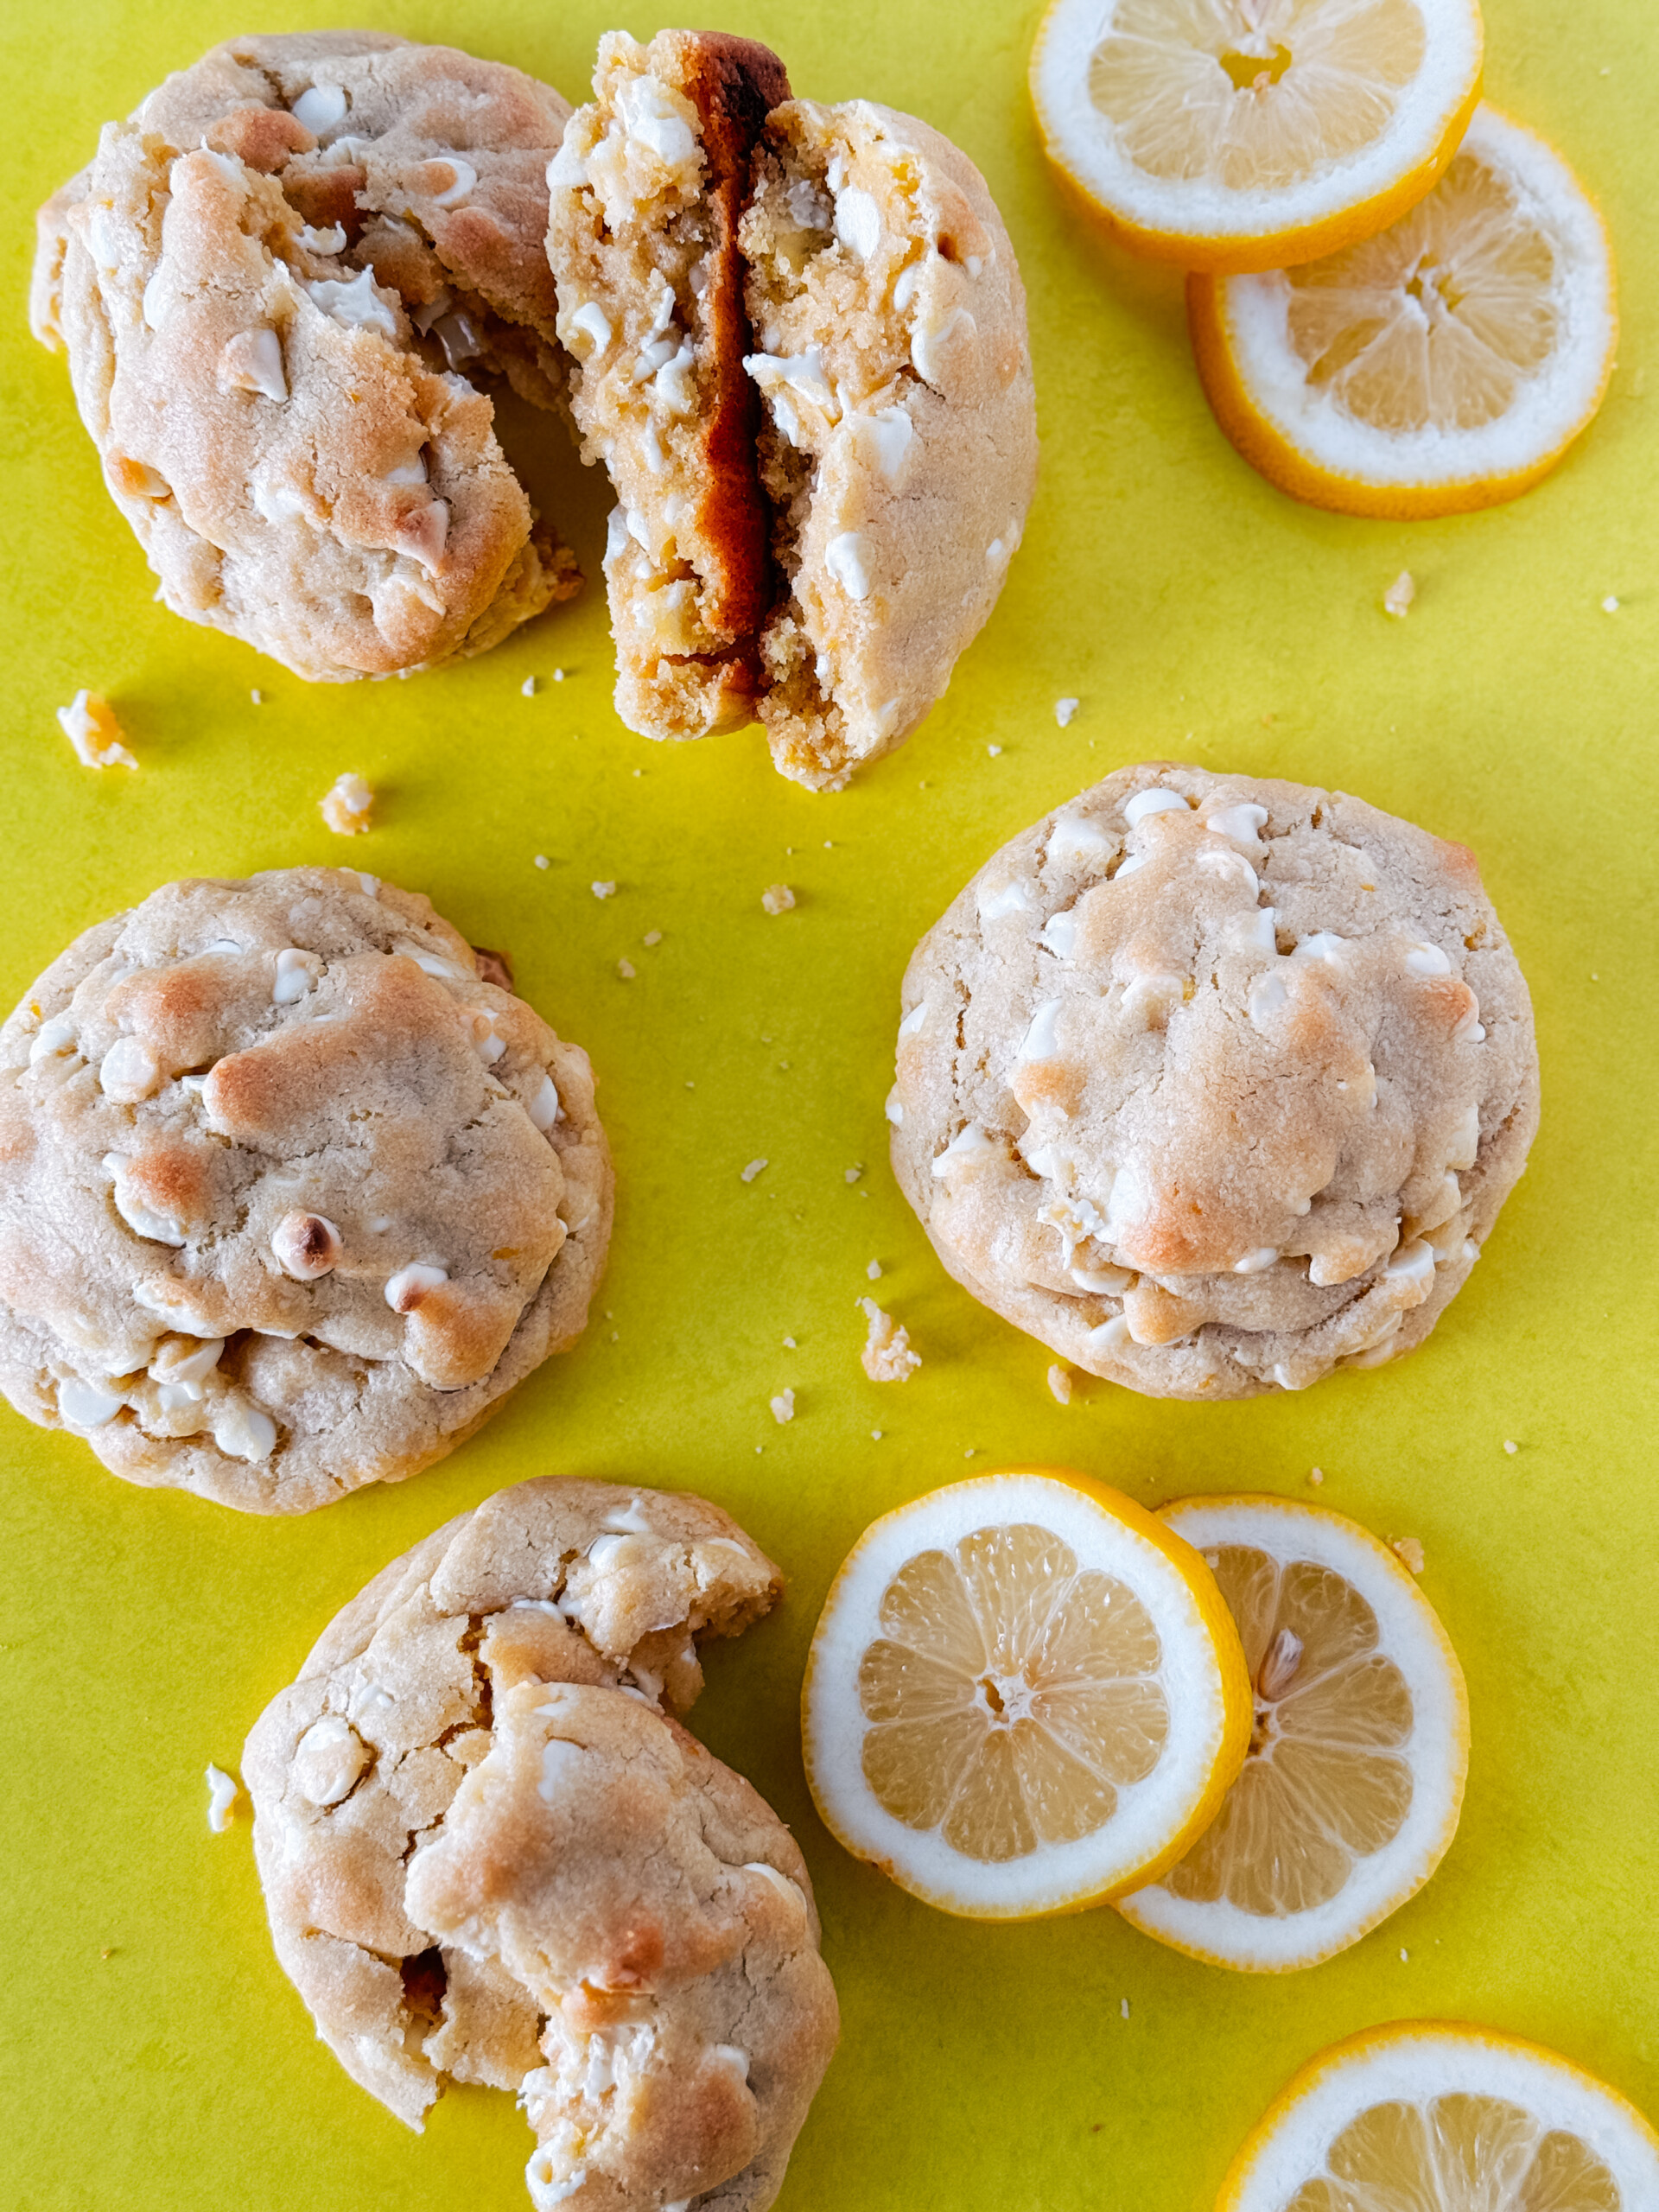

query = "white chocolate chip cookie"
[242,1478,839,2211]
[0,869,612,1510]
[547,36,1038,788]
[31,32,582,680]
[891,765,1538,1397]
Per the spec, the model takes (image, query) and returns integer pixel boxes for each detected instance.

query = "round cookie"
[30,32,582,680]
[890,765,1538,1398]
[0,869,612,1510]
[243,1478,840,2212]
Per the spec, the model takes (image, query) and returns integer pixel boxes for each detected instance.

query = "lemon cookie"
[31,32,582,680]
[0,868,611,1510]
[890,765,1537,1397]
[547,36,1038,788]
[243,1478,839,2210]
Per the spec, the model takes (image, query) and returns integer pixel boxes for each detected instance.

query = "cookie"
[548,38,1039,788]
[0,868,611,1510]
[31,32,582,681]
[890,765,1538,1397]
[243,1478,840,2211]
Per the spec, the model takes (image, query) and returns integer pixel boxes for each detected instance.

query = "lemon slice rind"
[1189,105,1616,516]
[803,1470,1249,1919]
[1116,1494,1467,1972]
[1031,0,1483,273]
[1220,2021,1659,2211]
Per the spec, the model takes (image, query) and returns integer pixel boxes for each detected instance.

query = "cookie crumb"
[206,1764,239,1833]
[783,1335,797,1349]
[741,1158,768,1183]
[643,930,663,946]
[320,772,373,835]
[988,743,1003,757]
[866,1260,882,1281]
[845,1165,863,1183]
[591,880,616,899]
[521,675,537,696]
[1602,594,1620,613]
[1046,1362,1073,1406]
[1121,1999,1130,2020]
[872,1429,884,1440]
[250,689,264,705]
[1383,571,1416,618]
[1309,1466,1325,1486]
[1055,696,1079,728]
[761,883,796,915]
[551,667,566,682]
[533,854,550,870]
[1392,1537,1426,1575]
[616,959,636,980]
[1503,1438,1519,1455]
[858,1297,920,1382]
[769,1389,795,1424]
[58,690,137,770]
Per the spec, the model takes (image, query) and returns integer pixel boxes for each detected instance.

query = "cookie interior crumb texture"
[890,765,1539,1399]
[0,868,613,1510]
[243,1478,839,2212]
[31,32,583,681]
[548,33,1039,788]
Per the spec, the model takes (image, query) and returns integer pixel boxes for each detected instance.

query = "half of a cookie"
[0,870,612,1510]
[31,32,583,679]
[548,35,1039,789]
[890,766,1540,1398]
[243,1478,840,2211]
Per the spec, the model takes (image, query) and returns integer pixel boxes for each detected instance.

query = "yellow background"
[5,3,1657,2205]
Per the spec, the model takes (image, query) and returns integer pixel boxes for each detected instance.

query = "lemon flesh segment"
[1220,2024,1659,2212]
[804,1471,1249,1918]
[1032,0,1482,270]
[1191,105,1617,514]
[1116,1497,1466,1970]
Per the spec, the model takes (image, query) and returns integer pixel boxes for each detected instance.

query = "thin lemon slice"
[1220,2022,1659,2211]
[1116,1495,1467,1970]
[1189,104,1616,515]
[1031,0,1482,273]
[802,1468,1250,1918]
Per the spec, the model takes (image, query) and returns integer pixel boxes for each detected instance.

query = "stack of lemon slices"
[1031,0,1617,515]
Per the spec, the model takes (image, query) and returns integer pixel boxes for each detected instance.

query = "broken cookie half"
[548,30,1039,791]
[243,1478,839,2212]
[32,32,583,680]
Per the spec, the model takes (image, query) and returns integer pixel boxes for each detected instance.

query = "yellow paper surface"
[4,3,1658,2205]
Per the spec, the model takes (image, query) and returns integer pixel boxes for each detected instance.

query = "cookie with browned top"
[31,31,582,680]
[0,868,611,1510]
[891,765,1538,1397]
[243,1478,839,2211]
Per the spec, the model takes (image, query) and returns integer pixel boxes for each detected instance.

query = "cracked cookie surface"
[31,31,582,680]
[891,763,1538,1397]
[0,868,611,1510]
[243,1478,839,2212]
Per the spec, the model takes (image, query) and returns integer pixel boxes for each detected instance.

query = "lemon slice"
[1188,104,1617,515]
[1116,1496,1467,1970]
[1031,0,1483,273]
[1220,2021,1659,2211]
[802,1468,1251,1918]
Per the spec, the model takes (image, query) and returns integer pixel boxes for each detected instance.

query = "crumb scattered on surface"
[551,667,566,682]
[871,1428,884,1440]
[783,1335,796,1349]
[988,743,1003,757]
[1055,696,1079,728]
[859,1297,920,1382]
[250,689,264,705]
[741,1158,768,1184]
[761,883,796,915]
[521,675,537,696]
[1602,595,1620,613]
[1393,1536,1426,1575]
[1503,1439,1519,1455]
[845,1166,863,1183]
[1383,571,1416,618]
[534,854,550,869]
[591,880,616,899]
[1121,1999,1130,2020]
[1046,1362,1073,1406]
[616,959,636,980]
[769,1389,795,1424]
[866,1260,882,1281]
[320,771,372,834]
[643,930,663,946]
[1309,1466,1325,1487]
[206,1764,238,1833]
[58,690,137,770]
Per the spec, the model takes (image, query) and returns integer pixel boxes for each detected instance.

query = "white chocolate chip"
[385,1262,448,1311]
[271,1212,342,1280]
[292,82,348,132]
[825,532,875,602]
[898,1002,928,1039]
[430,157,476,207]
[1248,971,1288,1027]
[212,1399,277,1461]
[1205,803,1268,843]
[149,1336,225,1386]
[59,1376,124,1427]
[1405,941,1453,977]
[1446,1103,1481,1170]
[1124,788,1185,827]
[1014,998,1063,1064]
[527,1072,561,1130]
[855,405,914,484]
[615,72,697,167]
[293,1715,370,1807]
[743,346,840,421]
[99,1035,160,1103]
[1046,812,1114,865]
[272,947,320,1004]
[568,301,613,357]
[29,1015,79,1065]
[977,879,1037,921]
[305,268,399,340]
[834,186,882,258]
[931,1122,997,1177]
[1195,848,1259,892]
[1040,908,1079,958]
[1224,907,1277,955]
[1082,1315,1132,1355]
[912,305,976,386]
[472,1013,506,1064]
[218,325,288,402]
[885,1088,905,1126]
[1233,1247,1279,1274]
[205,1764,240,1833]
[1294,931,1350,964]
[1384,1240,1436,1292]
